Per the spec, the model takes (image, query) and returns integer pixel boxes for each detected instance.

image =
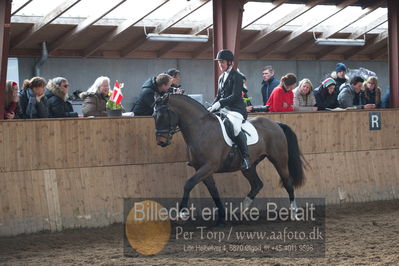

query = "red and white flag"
[110,81,123,104]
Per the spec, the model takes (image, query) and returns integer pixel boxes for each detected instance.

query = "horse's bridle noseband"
[154,105,178,141]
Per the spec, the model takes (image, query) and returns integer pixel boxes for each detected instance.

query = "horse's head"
[153,93,179,147]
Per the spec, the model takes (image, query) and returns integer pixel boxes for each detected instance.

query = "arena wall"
[0,110,398,236]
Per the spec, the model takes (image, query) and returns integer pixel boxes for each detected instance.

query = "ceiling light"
[146,33,208,42]
[315,38,365,46]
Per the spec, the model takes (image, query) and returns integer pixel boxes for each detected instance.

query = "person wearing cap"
[208,49,250,170]
[331,62,349,91]
[314,78,339,110]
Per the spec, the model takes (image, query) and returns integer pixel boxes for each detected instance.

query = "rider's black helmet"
[214,49,234,62]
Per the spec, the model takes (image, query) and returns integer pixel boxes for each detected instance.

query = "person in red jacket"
[266,73,297,112]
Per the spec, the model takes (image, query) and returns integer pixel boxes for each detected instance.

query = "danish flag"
[110,81,123,104]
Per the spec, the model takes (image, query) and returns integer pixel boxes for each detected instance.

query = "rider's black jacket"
[213,68,247,119]
[132,77,158,116]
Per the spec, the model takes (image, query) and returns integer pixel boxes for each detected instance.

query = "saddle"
[214,113,259,147]
[215,113,259,172]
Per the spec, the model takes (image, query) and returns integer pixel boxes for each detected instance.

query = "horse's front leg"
[179,164,214,218]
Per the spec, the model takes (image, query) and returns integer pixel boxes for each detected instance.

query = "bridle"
[154,105,177,142]
[154,103,211,141]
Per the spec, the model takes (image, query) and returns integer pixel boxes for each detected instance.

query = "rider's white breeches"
[224,109,243,137]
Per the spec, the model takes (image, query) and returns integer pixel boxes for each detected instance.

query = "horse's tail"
[277,122,306,188]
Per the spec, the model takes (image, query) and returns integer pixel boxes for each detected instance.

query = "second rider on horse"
[208,49,251,170]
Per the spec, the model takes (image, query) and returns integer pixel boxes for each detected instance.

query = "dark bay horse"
[153,94,305,224]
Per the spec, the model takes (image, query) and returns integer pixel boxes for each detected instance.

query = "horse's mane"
[169,94,209,113]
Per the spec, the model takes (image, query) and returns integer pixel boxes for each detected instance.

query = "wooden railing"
[0,110,398,236]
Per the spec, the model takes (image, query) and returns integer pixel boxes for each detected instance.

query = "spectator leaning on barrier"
[19,77,49,119]
[314,78,339,110]
[293,78,317,112]
[331,63,349,91]
[46,77,78,118]
[338,76,376,110]
[80,76,110,117]
[166,68,184,94]
[4,81,21,120]
[261,65,279,105]
[132,73,172,116]
[266,73,296,113]
[363,76,382,108]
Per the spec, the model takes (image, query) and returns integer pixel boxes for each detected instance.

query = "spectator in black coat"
[131,73,172,116]
[261,65,279,105]
[19,77,49,119]
[314,78,339,110]
[46,77,78,118]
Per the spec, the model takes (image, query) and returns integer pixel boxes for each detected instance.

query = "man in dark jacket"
[338,76,375,109]
[132,73,172,116]
[261,66,279,105]
[46,77,78,118]
[208,49,250,170]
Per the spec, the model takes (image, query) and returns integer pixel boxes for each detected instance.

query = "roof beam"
[241,0,326,50]
[48,0,126,54]
[11,0,81,49]
[369,46,388,60]
[344,31,388,60]
[154,0,210,34]
[83,0,170,57]
[319,0,384,39]
[192,38,212,58]
[120,36,148,57]
[157,42,179,58]
[257,0,358,58]
[120,0,209,58]
[11,0,33,16]
[242,0,287,29]
[309,4,386,59]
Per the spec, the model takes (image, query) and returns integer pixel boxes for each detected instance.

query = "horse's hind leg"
[203,175,225,226]
[241,166,264,211]
[270,158,298,219]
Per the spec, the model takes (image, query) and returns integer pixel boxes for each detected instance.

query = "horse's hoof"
[241,196,253,213]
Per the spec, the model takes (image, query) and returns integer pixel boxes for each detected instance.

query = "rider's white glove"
[208,101,221,112]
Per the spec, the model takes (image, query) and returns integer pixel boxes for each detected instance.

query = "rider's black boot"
[236,131,251,170]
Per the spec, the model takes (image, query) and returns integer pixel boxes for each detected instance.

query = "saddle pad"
[215,116,259,147]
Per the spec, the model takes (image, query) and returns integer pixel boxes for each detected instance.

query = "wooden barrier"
[0,110,398,236]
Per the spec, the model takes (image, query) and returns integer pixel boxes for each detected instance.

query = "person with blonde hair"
[80,76,110,117]
[19,77,49,119]
[363,76,382,108]
[293,78,317,112]
[4,81,21,119]
[266,73,297,112]
[46,77,78,118]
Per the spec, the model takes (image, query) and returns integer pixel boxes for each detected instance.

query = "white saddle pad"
[215,116,259,147]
